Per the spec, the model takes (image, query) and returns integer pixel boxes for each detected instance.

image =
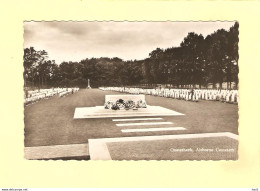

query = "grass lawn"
[24,88,238,147]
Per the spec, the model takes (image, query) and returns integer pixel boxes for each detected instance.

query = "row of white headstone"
[99,87,239,104]
[24,87,79,105]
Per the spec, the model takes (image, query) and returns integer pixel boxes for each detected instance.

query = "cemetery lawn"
[24,88,238,147]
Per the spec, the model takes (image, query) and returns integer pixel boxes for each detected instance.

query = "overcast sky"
[24,21,235,64]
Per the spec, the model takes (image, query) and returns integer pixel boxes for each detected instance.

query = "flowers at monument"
[136,99,147,108]
[111,104,120,110]
[104,99,147,110]
[116,99,125,109]
[125,100,135,109]
[104,100,113,109]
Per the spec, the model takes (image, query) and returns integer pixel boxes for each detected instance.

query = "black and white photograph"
[23,21,239,160]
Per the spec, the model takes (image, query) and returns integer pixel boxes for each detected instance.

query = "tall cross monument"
[87,79,91,89]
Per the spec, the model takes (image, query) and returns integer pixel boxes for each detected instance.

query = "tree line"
[24,22,238,89]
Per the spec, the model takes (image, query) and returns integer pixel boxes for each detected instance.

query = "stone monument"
[87,79,91,89]
[74,94,184,119]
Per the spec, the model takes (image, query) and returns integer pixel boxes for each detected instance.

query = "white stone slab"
[121,127,186,133]
[112,118,163,121]
[116,122,173,127]
[74,105,184,119]
[88,132,238,160]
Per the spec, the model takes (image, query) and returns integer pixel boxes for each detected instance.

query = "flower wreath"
[125,100,135,109]
[136,99,147,108]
